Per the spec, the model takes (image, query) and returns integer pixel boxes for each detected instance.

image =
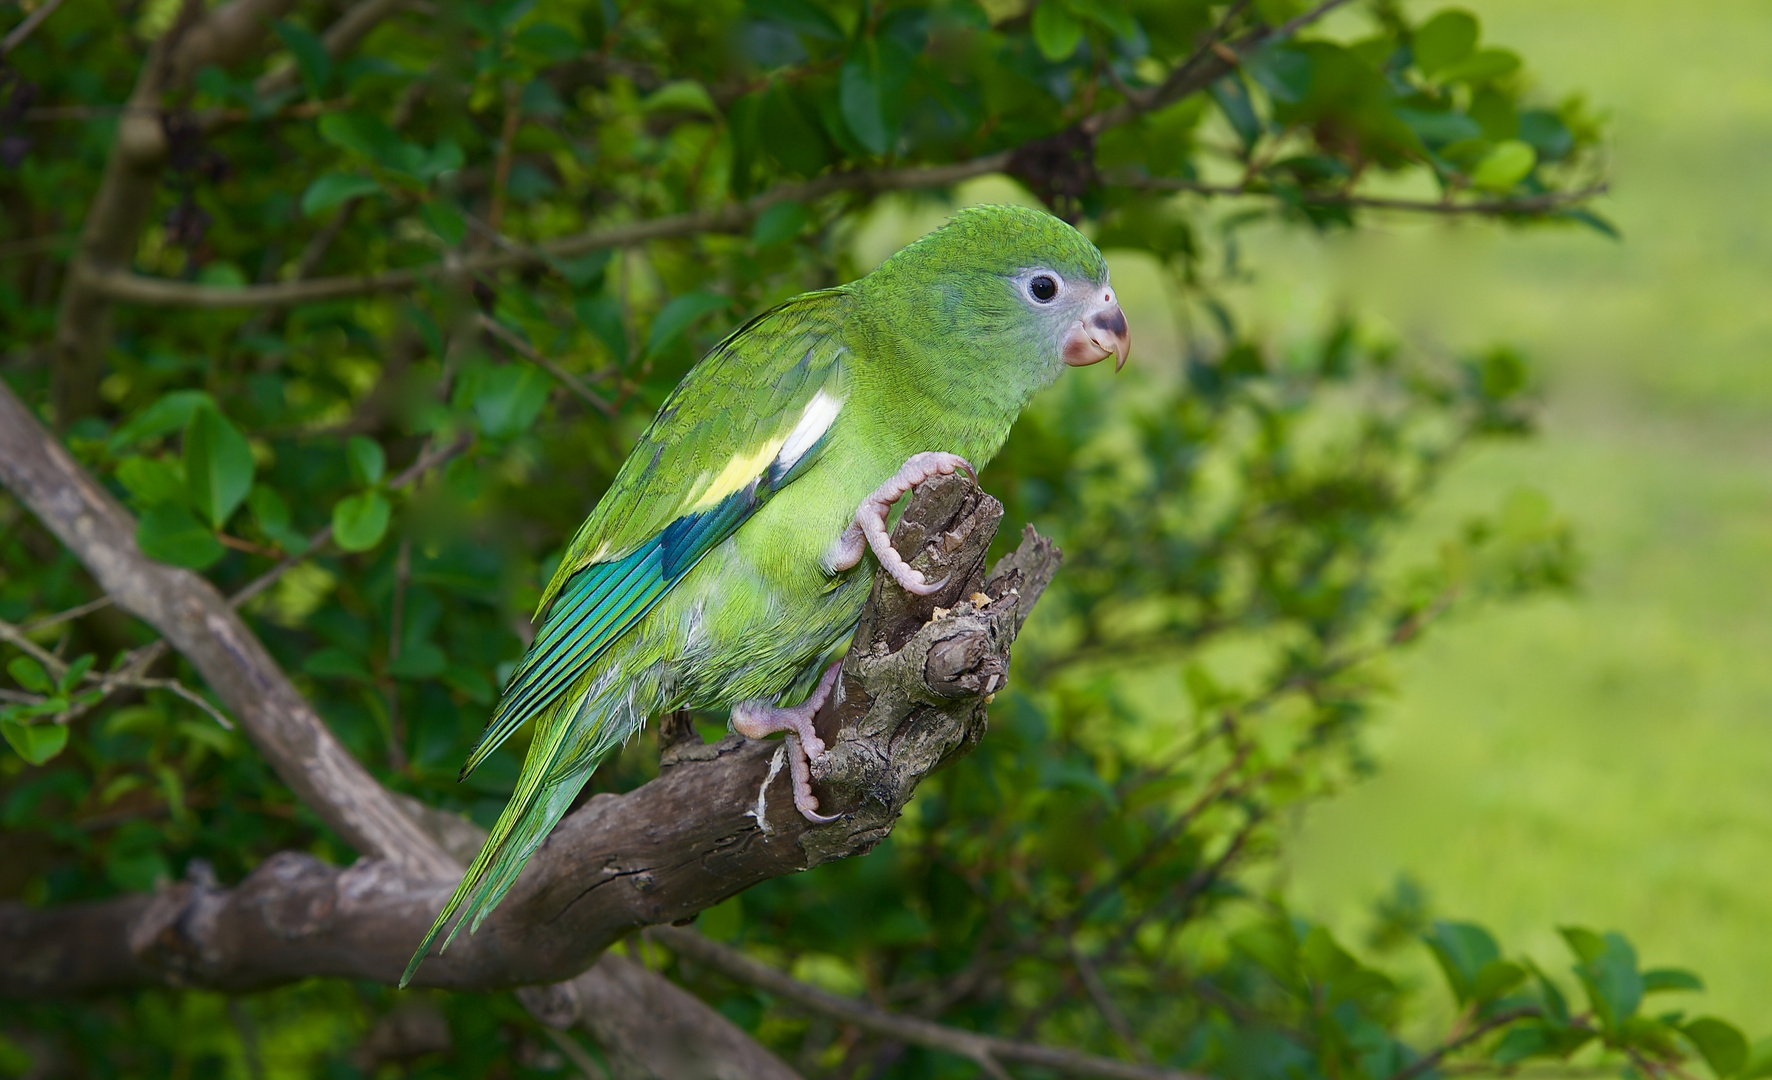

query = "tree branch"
[0,405,1057,1063]
[67,0,1394,315]
[75,157,1012,308]
[654,926,1206,1080]
[48,0,411,424]
[0,381,455,878]
[0,0,70,56]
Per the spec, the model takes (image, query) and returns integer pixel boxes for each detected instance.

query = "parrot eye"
[1028,275,1059,303]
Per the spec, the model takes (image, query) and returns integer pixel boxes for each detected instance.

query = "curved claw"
[787,734,840,823]
[897,571,950,597]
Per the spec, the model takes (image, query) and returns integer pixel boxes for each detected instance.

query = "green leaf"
[641,80,718,116]
[302,647,372,682]
[301,173,382,217]
[1686,1018,1750,1078]
[2,718,69,765]
[116,455,186,509]
[56,654,94,695]
[1413,9,1479,76]
[1741,1036,1772,1080]
[272,20,332,98]
[346,435,386,486]
[752,200,811,247]
[746,0,844,41]
[1470,139,1536,190]
[317,111,401,162]
[645,291,729,358]
[1072,0,1138,41]
[1470,959,1528,1003]
[1437,47,1521,85]
[473,364,552,437]
[574,294,629,361]
[387,641,446,679]
[758,84,829,178]
[7,656,52,694]
[1423,921,1502,1004]
[413,138,464,183]
[184,406,254,529]
[839,36,913,156]
[137,503,225,569]
[1210,75,1262,151]
[1032,1,1084,61]
[196,261,247,288]
[109,389,215,451]
[1492,1023,1556,1065]
[1644,968,1705,994]
[1562,927,1643,1030]
[421,200,466,247]
[248,485,306,553]
[331,491,391,552]
[512,21,583,62]
[550,249,612,290]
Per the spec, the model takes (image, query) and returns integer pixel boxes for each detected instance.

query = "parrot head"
[859,203,1131,378]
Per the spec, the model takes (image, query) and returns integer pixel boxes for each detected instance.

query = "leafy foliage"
[0,0,1738,1076]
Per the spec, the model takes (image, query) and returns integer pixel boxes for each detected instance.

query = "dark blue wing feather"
[454,424,830,779]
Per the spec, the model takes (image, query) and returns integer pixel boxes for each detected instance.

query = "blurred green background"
[1223,0,1772,1032]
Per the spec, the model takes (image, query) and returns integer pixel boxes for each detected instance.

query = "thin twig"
[76,155,1010,309]
[1385,1007,1543,1080]
[653,927,1214,1080]
[0,617,66,675]
[476,313,615,417]
[0,233,77,260]
[18,595,113,635]
[543,1028,611,1080]
[0,0,70,55]
[383,537,410,770]
[1069,939,1153,1064]
[228,430,472,610]
[487,80,521,238]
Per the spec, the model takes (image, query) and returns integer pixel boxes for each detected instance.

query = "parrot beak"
[1062,287,1131,372]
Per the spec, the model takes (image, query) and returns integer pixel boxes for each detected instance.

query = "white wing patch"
[775,389,843,475]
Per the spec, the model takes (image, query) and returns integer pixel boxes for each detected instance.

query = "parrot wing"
[456,288,852,778]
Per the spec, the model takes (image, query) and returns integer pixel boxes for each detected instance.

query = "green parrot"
[400,203,1129,986]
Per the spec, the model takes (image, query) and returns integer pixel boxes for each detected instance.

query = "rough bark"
[0,450,1052,992]
[0,383,457,880]
[0,379,1055,1080]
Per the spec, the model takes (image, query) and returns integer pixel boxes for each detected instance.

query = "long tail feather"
[401,721,594,987]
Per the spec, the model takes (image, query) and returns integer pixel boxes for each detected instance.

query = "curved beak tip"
[1062,301,1132,371]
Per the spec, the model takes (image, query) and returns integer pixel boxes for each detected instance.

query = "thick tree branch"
[0,473,1053,992]
[50,0,301,424]
[653,927,1205,1080]
[63,0,1411,314]
[0,381,455,879]
[74,157,1012,308]
[0,394,1056,1080]
[48,0,410,424]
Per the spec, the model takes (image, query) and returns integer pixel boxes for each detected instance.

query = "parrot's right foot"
[732,661,843,823]
[824,451,974,596]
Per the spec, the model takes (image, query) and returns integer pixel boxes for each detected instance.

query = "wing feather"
[456,290,850,778]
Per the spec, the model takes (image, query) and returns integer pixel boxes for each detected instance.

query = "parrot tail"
[400,720,594,988]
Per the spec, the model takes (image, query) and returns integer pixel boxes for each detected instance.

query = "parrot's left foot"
[732,661,843,823]
[824,451,975,596]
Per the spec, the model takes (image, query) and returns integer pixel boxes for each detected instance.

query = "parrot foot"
[824,451,975,596]
[732,661,842,823]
